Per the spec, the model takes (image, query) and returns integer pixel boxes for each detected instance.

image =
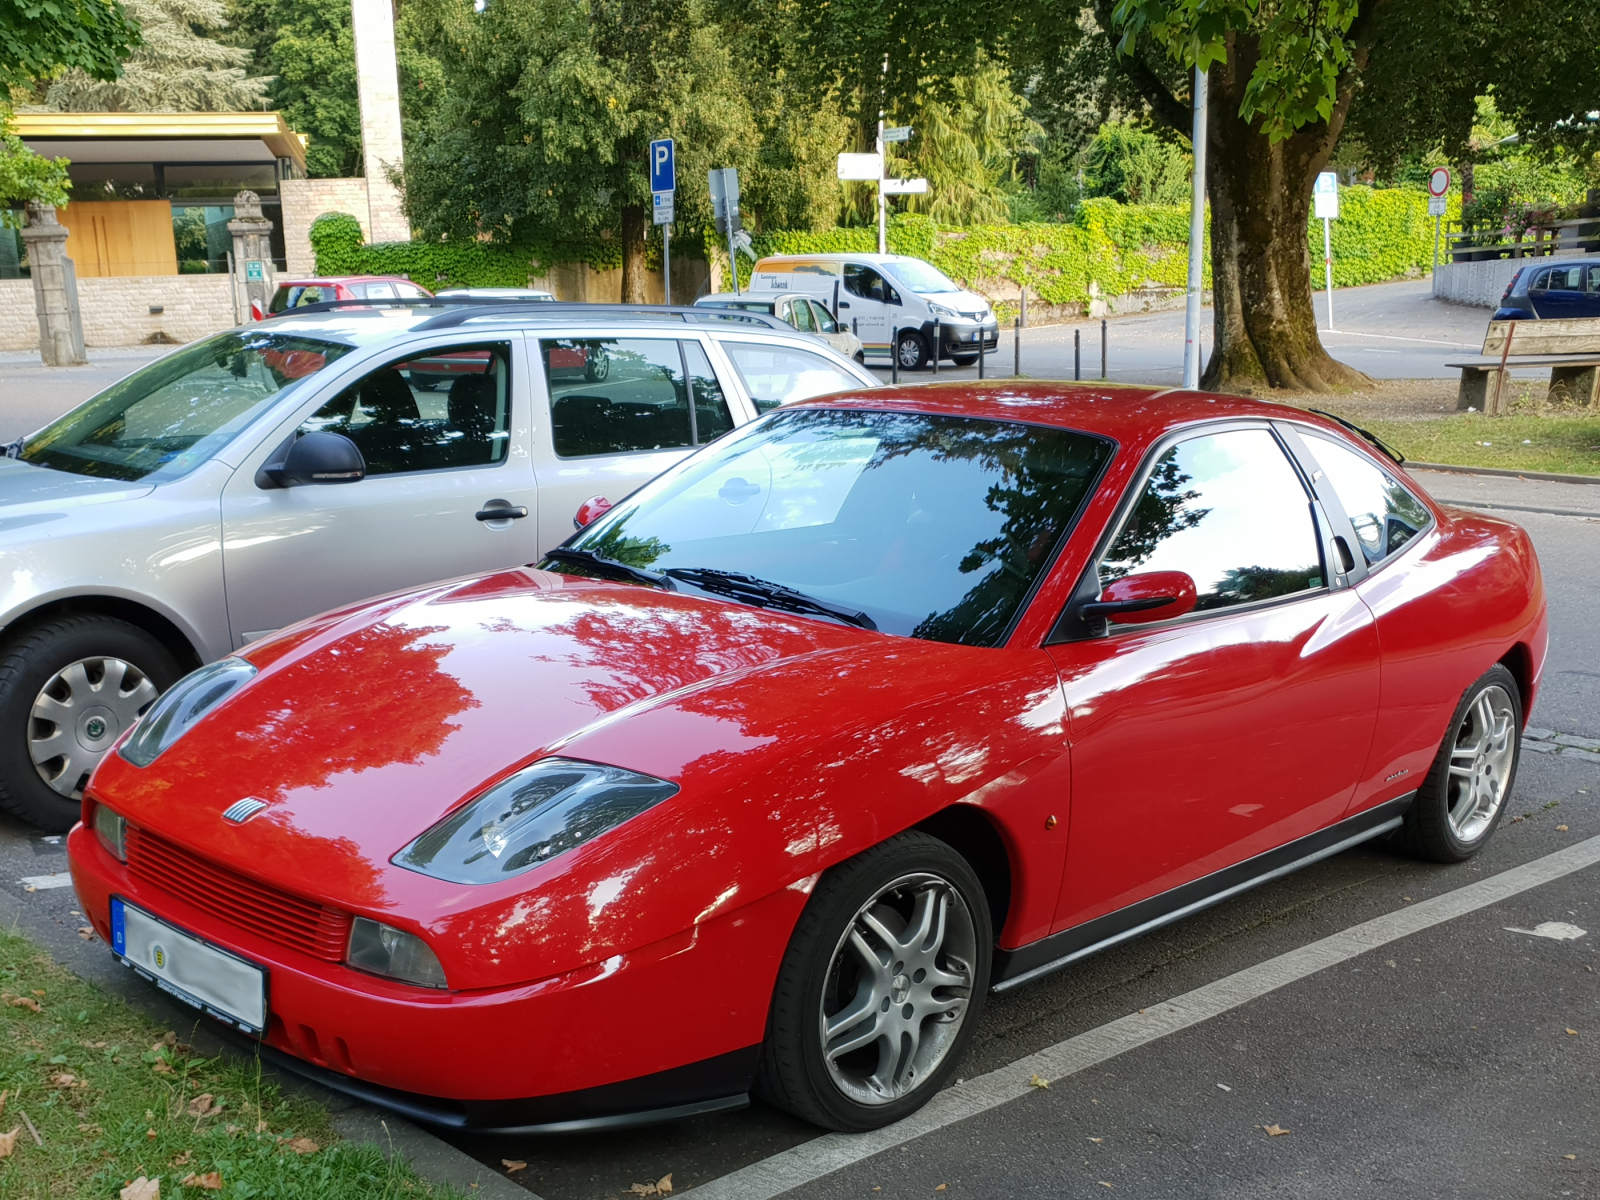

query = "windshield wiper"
[540,547,675,589]
[663,567,876,631]
[3,438,22,459]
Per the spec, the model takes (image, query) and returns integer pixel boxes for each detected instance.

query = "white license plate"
[111,898,267,1033]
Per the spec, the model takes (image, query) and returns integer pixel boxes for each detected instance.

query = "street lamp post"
[1182,65,1208,390]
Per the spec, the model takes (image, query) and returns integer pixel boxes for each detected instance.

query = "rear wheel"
[0,616,181,831]
[756,832,990,1131]
[896,331,929,372]
[1398,664,1522,862]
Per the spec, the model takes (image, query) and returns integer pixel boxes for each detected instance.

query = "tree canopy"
[1,0,139,91]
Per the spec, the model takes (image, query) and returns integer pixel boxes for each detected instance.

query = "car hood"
[88,568,870,905]
[0,456,153,526]
[920,290,991,316]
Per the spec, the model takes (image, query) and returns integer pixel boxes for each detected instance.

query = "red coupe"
[67,384,1546,1134]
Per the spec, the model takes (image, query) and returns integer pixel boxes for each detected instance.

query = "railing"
[1443,218,1600,262]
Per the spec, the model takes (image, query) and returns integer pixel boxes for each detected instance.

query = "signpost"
[1182,65,1208,390]
[836,148,928,254]
[1428,166,1451,273]
[650,138,675,304]
[707,166,742,294]
[1313,171,1339,332]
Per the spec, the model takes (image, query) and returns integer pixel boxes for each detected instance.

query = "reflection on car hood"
[0,456,153,526]
[921,290,991,315]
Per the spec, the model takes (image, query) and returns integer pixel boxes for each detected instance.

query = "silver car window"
[721,342,866,413]
[1302,432,1432,565]
[540,337,718,457]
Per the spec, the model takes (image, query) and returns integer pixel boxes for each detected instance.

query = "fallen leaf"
[1029,1073,1050,1089]
[1566,1154,1577,1160]
[49,1073,76,1088]
[30,991,43,999]
[187,1094,218,1118]
[1264,1124,1290,1137]
[1557,825,1569,832]
[78,926,95,940]
[1088,1137,1104,1143]
[283,1137,320,1155]
[152,1061,174,1074]
[934,1186,948,1193]
[121,1178,161,1200]
[172,1150,191,1166]
[6,995,41,1013]
[0,1089,6,1117]
[1567,1029,1579,1036]
[1099,1184,1113,1189]
[626,1176,673,1196]
[0,1129,18,1159]
[255,1120,270,1133]
[180,1171,223,1190]
[79,1124,102,1134]
[501,1160,527,1174]
[146,1128,158,1140]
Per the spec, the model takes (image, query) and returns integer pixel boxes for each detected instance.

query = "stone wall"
[534,257,711,304]
[0,275,236,351]
[281,179,373,276]
[1432,255,1554,307]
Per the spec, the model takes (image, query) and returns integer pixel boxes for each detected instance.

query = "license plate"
[111,898,267,1033]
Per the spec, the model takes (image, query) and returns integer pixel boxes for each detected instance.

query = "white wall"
[0,275,236,351]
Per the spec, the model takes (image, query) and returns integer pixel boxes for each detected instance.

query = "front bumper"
[921,319,1000,356]
[67,823,791,1128]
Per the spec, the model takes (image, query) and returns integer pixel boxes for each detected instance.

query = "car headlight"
[94,803,127,861]
[346,917,448,988]
[928,303,957,318]
[120,658,258,768]
[394,757,679,885]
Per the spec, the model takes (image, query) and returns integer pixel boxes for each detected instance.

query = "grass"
[1353,412,1600,476]
[0,924,458,1199]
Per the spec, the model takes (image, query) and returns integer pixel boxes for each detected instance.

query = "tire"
[854,351,866,365]
[0,616,182,832]
[951,354,978,367]
[584,349,610,382]
[755,831,991,1131]
[896,331,929,372]
[1397,664,1522,863]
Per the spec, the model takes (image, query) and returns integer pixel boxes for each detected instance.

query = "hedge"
[311,186,1457,311]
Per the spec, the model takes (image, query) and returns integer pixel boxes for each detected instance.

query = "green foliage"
[1310,186,1459,290]
[0,112,70,221]
[0,0,139,90]
[1083,121,1191,205]
[309,210,550,286]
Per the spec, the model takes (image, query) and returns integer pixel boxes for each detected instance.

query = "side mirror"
[573,495,614,530]
[262,431,366,487]
[1081,570,1198,627]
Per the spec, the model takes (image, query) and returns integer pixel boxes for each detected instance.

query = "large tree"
[1,0,138,91]
[227,0,360,177]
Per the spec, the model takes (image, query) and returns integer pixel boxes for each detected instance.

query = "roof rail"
[261,296,793,334]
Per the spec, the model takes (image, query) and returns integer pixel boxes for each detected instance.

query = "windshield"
[568,408,1112,646]
[889,259,961,294]
[16,330,354,482]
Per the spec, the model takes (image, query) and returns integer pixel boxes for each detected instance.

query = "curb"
[332,1106,535,1199]
[1408,461,1600,486]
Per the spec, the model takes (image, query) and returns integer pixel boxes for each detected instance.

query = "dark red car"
[68,384,1546,1134]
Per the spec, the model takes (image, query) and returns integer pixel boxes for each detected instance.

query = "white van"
[748,253,998,371]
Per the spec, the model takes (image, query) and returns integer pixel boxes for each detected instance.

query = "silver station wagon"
[0,302,878,830]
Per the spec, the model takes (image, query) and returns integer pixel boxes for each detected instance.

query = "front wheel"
[756,831,991,1131]
[1398,664,1522,862]
[895,331,929,372]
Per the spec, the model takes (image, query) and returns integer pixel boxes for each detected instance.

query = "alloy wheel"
[819,872,977,1106]
[29,656,160,798]
[1444,684,1516,843]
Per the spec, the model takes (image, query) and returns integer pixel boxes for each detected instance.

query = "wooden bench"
[1447,318,1600,412]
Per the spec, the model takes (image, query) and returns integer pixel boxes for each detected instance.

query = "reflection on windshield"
[17,330,354,482]
[568,409,1112,646]
[890,259,961,294]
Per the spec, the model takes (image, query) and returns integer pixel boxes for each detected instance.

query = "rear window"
[268,285,329,313]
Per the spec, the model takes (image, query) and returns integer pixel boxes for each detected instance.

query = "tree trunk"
[1200,36,1371,393]
[620,204,648,303]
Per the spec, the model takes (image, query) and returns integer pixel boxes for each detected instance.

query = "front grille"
[125,825,353,962]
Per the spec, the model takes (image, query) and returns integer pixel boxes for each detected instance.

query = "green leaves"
[0,118,71,218]
[0,0,139,89]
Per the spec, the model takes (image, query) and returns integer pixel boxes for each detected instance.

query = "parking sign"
[650,139,675,195]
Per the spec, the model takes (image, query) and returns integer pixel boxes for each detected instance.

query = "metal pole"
[931,321,939,375]
[1074,328,1081,380]
[1014,315,1021,376]
[663,224,672,306]
[1101,318,1107,379]
[891,325,898,385]
[728,227,741,297]
[1020,289,1028,327]
[877,56,888,256]
[978,331,985,379]
[1432,214,1441,275]
[1183,64,1208,390]
[1322,217,1334,331]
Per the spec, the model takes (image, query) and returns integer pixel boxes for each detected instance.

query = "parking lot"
[0,297,1595,1199]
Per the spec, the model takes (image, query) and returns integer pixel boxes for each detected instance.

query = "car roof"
[274,276,416,286]
[697,294,778,306]
[754,254,923,266]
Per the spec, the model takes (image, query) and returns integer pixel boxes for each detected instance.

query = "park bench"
[1446,317,1600,413]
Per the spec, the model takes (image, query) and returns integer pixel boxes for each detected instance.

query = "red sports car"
[68,384,1546,1134]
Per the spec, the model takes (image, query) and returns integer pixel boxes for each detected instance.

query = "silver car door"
[219,333,538,646]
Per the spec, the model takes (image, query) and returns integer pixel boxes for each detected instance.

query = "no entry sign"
[1428,167,1451,197]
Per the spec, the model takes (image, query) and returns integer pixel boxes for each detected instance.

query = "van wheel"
[854,351,866,365]
[896,332,929,371]
[0,616,181,831]
[951,354,978,367]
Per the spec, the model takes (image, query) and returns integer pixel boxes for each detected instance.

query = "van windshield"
[14,329,353,483]
[890,259,961,294]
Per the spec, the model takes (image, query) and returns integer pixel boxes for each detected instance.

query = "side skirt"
[991,794,1414,993]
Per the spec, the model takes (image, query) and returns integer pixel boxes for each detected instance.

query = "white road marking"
[1504,921,1586,940]
[19,873,73,890]
[691,835,1600,1200]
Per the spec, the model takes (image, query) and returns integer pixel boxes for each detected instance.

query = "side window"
[843,264,901,305]
[1528,269,1552,293]
[1587,266,1600,294]
[298,342,510,475]
[542,338,726,457]
[787,298,816,332]
[721,342,865,413]
[396,283,428,298]
[1303,433,1433,565]
[810,300,841,334]
[364,282,397,299]
[1100,428,1325,613]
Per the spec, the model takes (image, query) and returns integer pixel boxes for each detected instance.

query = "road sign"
[1428,195,1448,217]
[1428,166,1451,198]
[653,190,675,225]
[650,138,675,195]
[881,177,928,195]
[882,126,913,143]
[245,260,264,282]
[1313,171,1339,220]
[836,152,883,181]
[708,167,740,226]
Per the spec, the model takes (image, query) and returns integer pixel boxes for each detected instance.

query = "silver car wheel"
[820,872,977,1106]
[29,656,160,798]
[1444,684,1516,844]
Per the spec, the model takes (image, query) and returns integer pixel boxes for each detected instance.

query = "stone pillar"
[228,191,276,321]
[351,0,409,243]
[20,204,87,366]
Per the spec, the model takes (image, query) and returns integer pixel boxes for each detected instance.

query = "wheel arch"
[915,803,1012,940]
[1497,641,1535,722]
[2,595,204,674]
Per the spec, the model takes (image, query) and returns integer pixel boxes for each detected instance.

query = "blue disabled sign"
[245,259,265,282]
[650,139,675,195]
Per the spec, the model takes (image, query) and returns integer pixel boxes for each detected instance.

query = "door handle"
[476,500,529,521]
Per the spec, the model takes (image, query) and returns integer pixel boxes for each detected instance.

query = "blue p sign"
[650,139,675,194]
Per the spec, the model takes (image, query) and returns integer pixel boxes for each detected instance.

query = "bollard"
[978,329,985,379]
[1074,328,1081,381]
[1101,318,1108,379]
[1020,289,1028,328]
[932,320,939,376]
[891,326,898,385]
[1013,315,1021,376]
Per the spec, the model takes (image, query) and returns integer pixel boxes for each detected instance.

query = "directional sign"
[650,138,675,195]
[836,152,883,181]
[1428,166,1451,198]
[245,260,265,282]
[881,177,928,195]
[653,190,675,226]
[882,126,913,143]
[708,167,741,231]
[1313,171,1339,220]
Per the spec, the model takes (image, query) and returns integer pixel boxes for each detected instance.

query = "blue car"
[1493,257,1600,320]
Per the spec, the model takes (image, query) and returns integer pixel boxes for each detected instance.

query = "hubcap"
[898,338,922,368]
[29,657,160,798]
[1444,684,1516,843]
[819,872,977,1106]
